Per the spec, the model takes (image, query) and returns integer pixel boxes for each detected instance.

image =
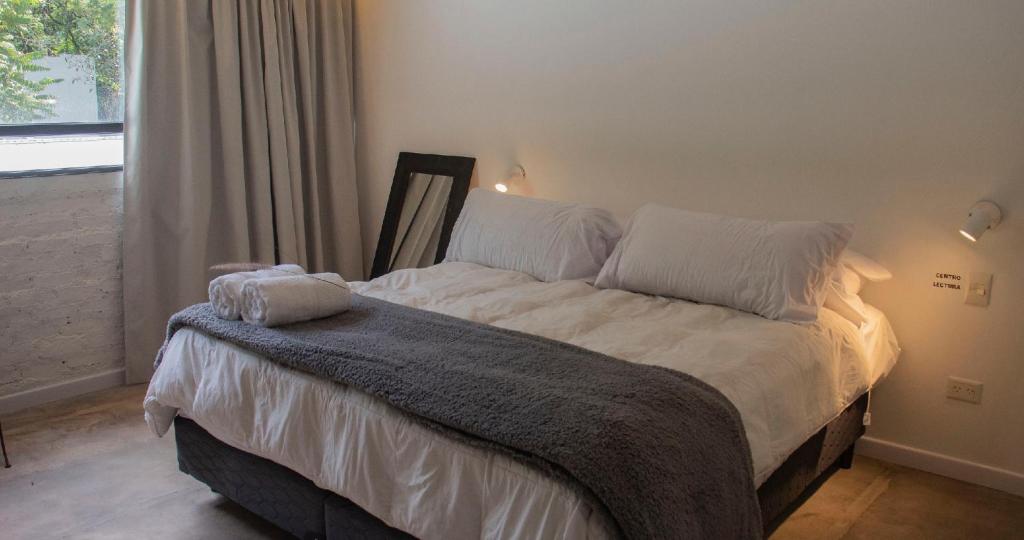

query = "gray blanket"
[160,295,762,539]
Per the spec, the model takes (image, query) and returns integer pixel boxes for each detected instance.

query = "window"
[1,0,125,177]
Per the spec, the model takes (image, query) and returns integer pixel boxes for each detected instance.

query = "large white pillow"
[595,204,853,322]
[445,189,622,282]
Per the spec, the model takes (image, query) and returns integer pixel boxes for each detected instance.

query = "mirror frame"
[370,152,476,279]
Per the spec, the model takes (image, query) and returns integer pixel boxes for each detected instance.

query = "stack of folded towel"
[208,264,305,320]
[241,273,351,327]
[208,264,352,327]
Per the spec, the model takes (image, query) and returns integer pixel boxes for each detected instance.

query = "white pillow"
[834,264,863,295]
[445,189,622,282]
[595,204,853,322]
[841,250,892,282]
[823,250,891,326]
[823,282,868,326]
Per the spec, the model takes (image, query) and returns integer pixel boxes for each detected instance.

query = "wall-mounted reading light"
[495,165,526,193]
[959,200,1002,242]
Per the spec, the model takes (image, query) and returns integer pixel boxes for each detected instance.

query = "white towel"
[241,273,351,327]
[208,264,305,320]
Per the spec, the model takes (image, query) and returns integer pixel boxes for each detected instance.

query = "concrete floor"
[1,385,1022,539]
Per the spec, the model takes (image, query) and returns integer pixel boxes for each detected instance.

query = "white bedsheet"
[145,262,899,540]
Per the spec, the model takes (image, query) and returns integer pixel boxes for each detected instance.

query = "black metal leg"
[837,443,855,469]
[0,419,10,468]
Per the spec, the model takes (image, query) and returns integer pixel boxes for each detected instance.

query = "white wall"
[0,172,124,409]
[353,0,1024,481]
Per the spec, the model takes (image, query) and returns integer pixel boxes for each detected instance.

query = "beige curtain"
[123,0,362,383]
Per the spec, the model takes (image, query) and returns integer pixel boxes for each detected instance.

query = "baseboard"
[857,436,1024,498]
[0,368,125,415]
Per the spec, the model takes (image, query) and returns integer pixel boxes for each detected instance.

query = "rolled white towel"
[241,273,351,327]
[208,264,305,320]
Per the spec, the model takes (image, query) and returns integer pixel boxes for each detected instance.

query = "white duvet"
[145,262,899,540]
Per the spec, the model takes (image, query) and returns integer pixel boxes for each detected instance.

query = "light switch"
[964,272,993,307]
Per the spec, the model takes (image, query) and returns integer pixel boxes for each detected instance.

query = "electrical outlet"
[946,377,983,404]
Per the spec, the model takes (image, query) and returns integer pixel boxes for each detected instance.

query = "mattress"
[145,262,899,540]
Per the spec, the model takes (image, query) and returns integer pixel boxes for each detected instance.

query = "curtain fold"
[123,0,362,383]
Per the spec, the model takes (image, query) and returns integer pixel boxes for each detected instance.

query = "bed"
[145,261,899,539]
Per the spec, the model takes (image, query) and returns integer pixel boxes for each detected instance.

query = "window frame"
[0,122,123,137]
[0,122,124,178]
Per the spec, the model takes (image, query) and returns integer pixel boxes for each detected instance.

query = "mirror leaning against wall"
[370,152,475,278]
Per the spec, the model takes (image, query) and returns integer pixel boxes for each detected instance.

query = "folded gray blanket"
[159,295,762,539]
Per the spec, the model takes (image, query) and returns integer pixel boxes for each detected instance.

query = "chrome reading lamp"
[495,165,526,193]
[959,200,1002,243]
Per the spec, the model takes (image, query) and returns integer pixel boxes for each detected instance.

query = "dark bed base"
[174,393,867,539]
[174,417,412,540]
[757,392,867,534]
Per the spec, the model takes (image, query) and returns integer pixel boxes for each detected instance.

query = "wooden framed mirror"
[370,152,475,279]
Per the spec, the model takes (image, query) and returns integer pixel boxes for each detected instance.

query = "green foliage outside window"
[0,0,123,123]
